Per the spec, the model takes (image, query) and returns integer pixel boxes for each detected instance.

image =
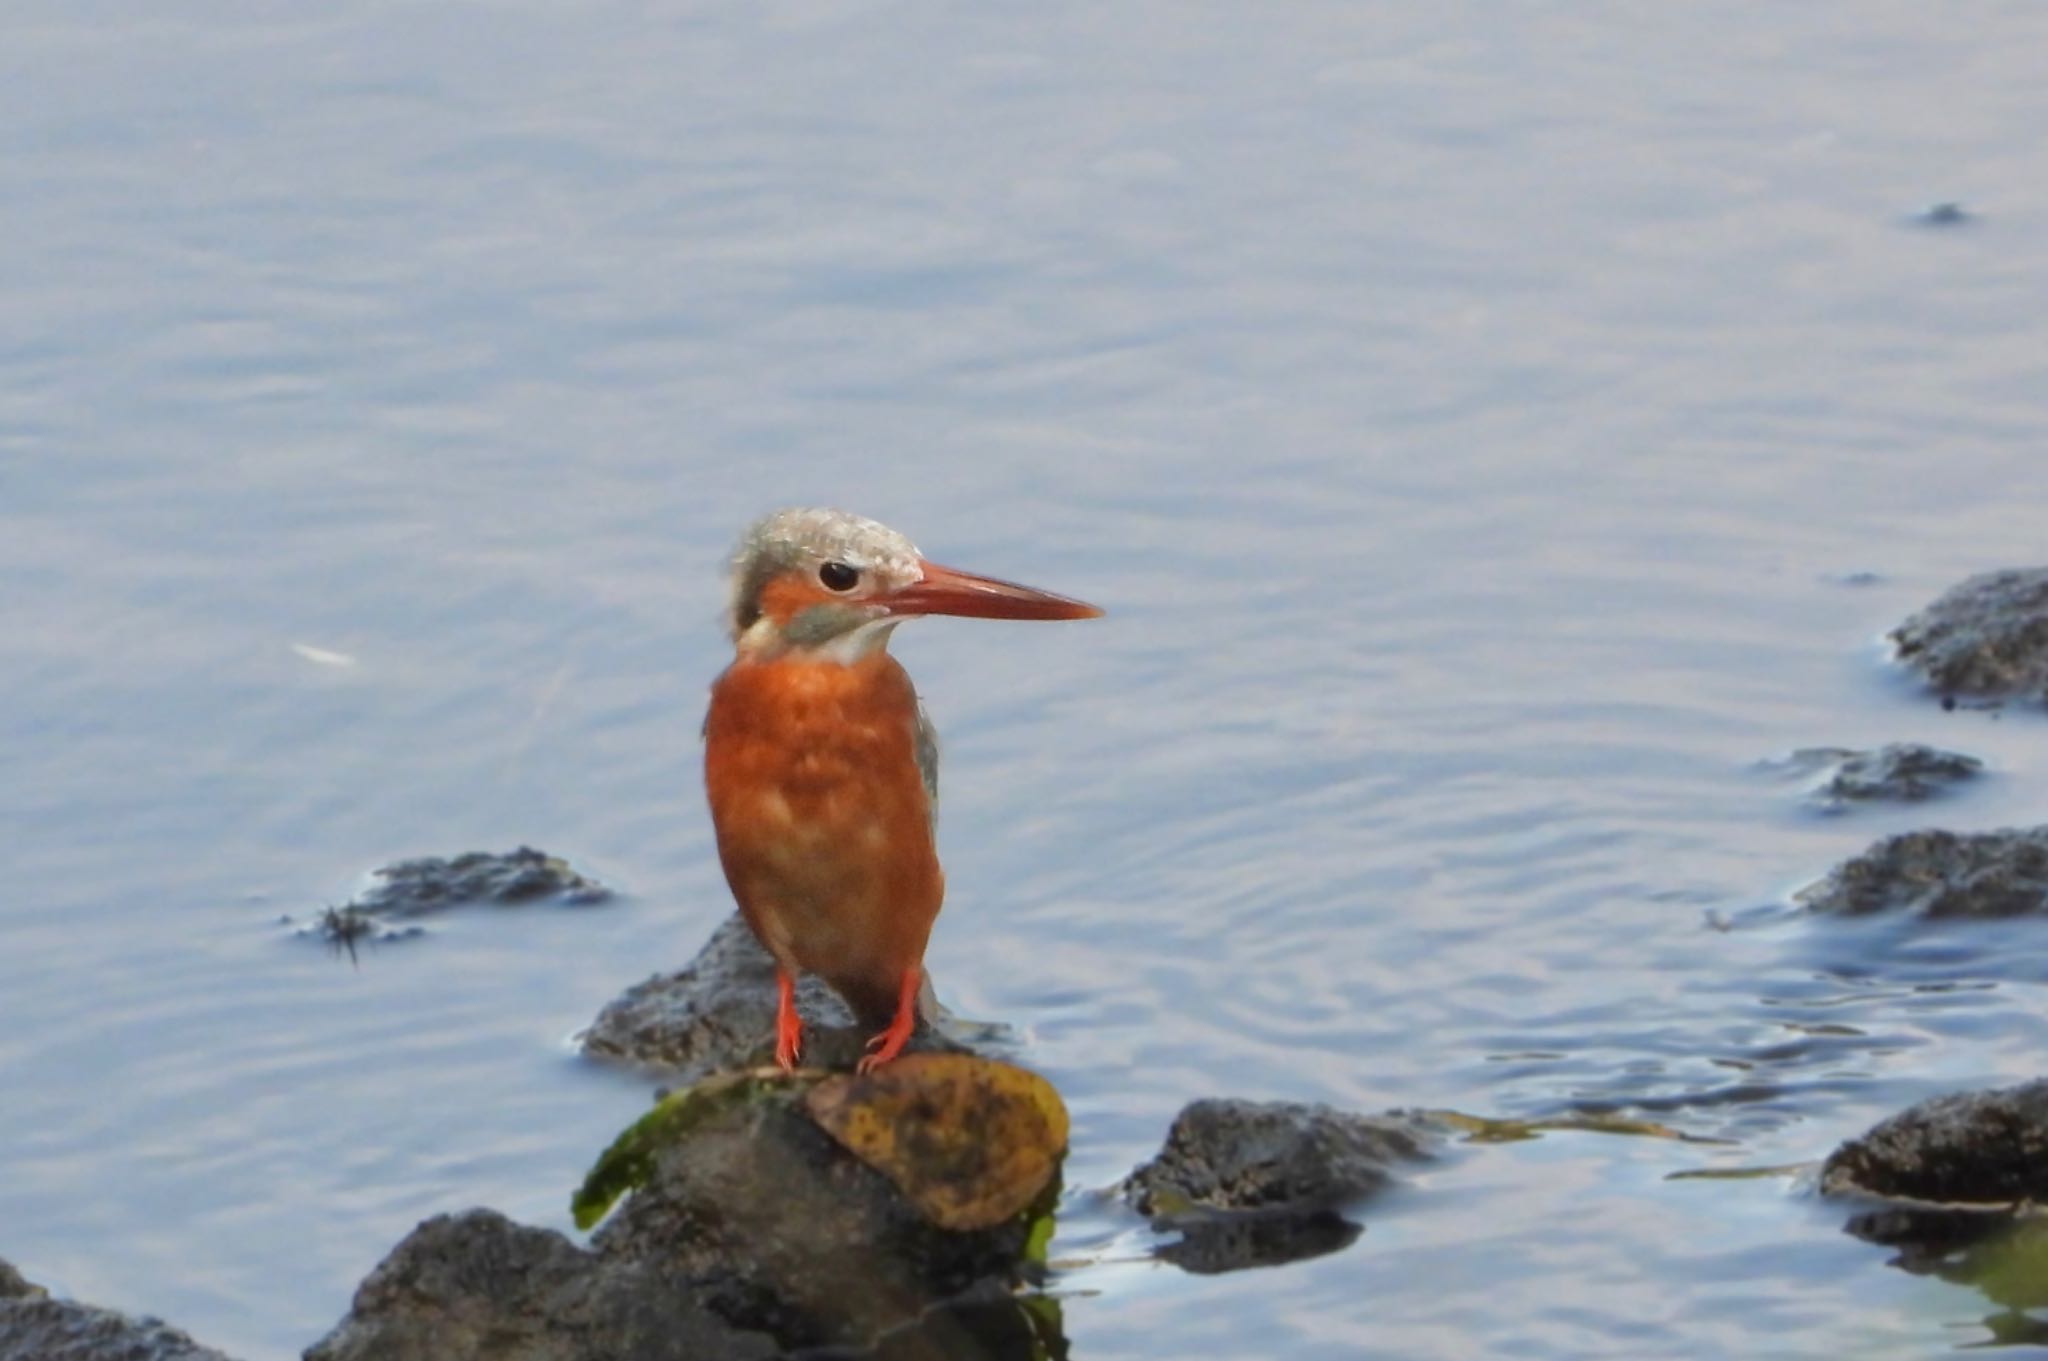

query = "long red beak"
[883,560,1103,621]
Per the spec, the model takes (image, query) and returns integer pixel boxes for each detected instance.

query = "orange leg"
[774,969,802,1073]
[856,967,922,1074]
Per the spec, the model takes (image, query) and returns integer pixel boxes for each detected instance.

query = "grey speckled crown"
[725,507,924,638]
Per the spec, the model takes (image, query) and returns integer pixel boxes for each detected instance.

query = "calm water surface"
[7,4,2048,1358]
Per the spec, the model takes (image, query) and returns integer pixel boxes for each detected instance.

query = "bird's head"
[725,507,1102,661]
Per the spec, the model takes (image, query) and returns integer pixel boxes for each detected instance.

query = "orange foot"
[855,967,921,1075]
[773,969,802,1073]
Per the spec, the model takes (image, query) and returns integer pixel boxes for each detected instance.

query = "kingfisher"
[703,508,1102,1074]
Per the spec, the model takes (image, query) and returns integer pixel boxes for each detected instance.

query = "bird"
[702,507,1101,1074]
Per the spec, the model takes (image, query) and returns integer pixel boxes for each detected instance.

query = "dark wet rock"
[294,848,610,953]
[303,1209,775,1361]
[581,913,952,1079]
[352,847,610,917]
[1915,201,1973,227]
[1126,1099,1438,1218]
[1822,1078,2048,1205]
[314,1068,1065,1361]
[0,1273,240,1361]
[1123,1099,1438,1274]
[1797,826,2048,918]
[1783,743,1983,808]
[592,1071,1051,1350]
[1891,568,2048,703]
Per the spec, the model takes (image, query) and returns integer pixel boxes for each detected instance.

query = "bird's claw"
[773,969,803,1074]
[854,1032,894,1076]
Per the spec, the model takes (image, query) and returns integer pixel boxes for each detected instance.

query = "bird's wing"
[913,696,940,831]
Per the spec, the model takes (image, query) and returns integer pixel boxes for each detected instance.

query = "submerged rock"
[1782,744,1983,808]
[315,1059,1067,1360]
[1891,568,2048,703]
[1914,202,1973,228]
[0,1263,240,1361]
[1123,1099,1439,1273]
[1822,1078,2048,1205]
[581,913,951,1079]
[351,847,610,917]
[1797,826,2048,918]
[295,848,610,954]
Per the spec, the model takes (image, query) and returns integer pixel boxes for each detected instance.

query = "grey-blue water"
[7,3,2048,1357]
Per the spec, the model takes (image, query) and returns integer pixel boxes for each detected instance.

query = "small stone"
[1784,743,1983,808]
[1122,1099,1438,1274]
[1916,202,1972,227]
[354,847,610,917]
[1797,826,2048,918]
[1891,568,2048,704]
[1125,1100,1436,1220]
[1822,1079,2048,1205]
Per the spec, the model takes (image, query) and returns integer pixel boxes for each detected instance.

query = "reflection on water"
[1847,1209,2048,1347]
[6,0,2048,1358]
[813,1296,1068,1361]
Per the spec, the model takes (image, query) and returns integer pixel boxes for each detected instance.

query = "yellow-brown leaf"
[802,1053,1067,1231]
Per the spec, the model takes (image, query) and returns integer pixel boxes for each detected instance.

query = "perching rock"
[0,1266,241,1361]
[590,1063,1056,1352]
[1891,568,2048,703]
[1123,1100,1438,1273]
[581,913,951,1080]
[1784,744,1983,808]
[1796,827,2048,918]
[315,1060,1067,1360]
[302,1209,774,1361]
[1822,1078,2048,1205]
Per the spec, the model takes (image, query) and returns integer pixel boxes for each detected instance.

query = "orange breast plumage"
[703,649,944,1029]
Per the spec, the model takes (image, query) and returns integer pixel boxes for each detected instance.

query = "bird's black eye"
[818,561,860,592]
